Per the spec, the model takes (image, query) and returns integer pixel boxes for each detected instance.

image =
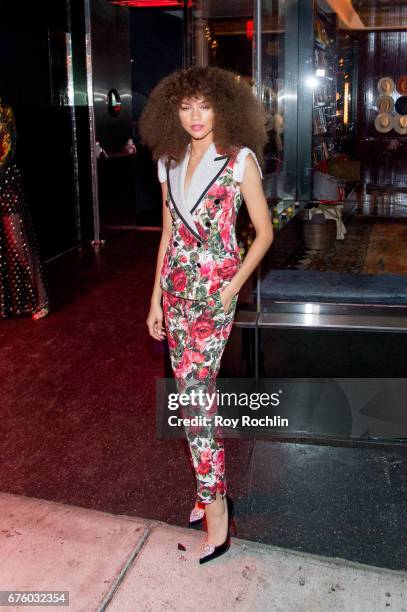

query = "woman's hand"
[146,301,166,341]
[146,181,171,342]
[219,285,235,314]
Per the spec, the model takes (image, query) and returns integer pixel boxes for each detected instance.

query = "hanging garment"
[0,102,50,318]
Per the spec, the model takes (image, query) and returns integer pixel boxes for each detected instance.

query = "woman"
[141,67,273,563]
[0,99,50,320]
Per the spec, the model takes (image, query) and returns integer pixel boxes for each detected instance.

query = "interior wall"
[90,0,133,153]
[0,0,83,258]
[130,8,183,119]
[130,8,183,218]
[356,30,407,190]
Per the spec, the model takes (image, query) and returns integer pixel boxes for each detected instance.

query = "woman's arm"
[146,181,172,340]
[220,154,274,310]
[150,180,172,305]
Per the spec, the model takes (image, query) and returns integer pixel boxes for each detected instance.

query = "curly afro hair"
[138,66,268,168]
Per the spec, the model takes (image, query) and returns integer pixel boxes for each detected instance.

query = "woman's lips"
[191,124,204,131]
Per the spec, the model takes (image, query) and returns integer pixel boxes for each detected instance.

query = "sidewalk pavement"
[0,492,405,612]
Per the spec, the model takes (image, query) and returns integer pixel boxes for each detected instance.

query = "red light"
[246,20,253,39]
[110,0,183,6]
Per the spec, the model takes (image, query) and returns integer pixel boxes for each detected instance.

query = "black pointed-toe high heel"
[199,495,237,565]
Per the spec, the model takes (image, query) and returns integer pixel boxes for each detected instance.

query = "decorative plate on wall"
[377,95,394,113]
[394,114,407,134]
[396,76,407,95]
[377,77,395,95]
[374,112,393,133]
[395,95,407,116]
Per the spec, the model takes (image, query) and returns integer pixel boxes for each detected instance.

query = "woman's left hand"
[219,286,234,314]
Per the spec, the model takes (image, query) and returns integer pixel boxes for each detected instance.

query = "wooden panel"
[356,30,407,188]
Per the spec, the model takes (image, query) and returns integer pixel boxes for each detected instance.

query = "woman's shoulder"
[233,146,263,182]
[157,152,185,182]
[157,153,170,165]
[157,155,168,183]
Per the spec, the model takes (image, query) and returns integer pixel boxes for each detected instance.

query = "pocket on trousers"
[216,288,238,317]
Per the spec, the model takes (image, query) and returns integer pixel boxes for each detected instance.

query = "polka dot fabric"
[0,163,50,318]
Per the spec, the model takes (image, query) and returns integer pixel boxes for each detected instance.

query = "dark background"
[0,0,84,259]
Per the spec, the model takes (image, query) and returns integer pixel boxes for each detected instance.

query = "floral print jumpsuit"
[158,142,257,504]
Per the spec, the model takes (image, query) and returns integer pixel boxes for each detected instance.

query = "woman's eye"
[180,104,210,111]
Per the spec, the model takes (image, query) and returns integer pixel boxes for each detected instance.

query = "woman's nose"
[191,107,201,120]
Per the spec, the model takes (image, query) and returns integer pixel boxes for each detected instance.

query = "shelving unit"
[312,7,338,165]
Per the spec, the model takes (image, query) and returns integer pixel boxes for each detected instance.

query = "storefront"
[4,1,407,256]
[101,0,407,293]
[171,0,407,444]
[186,0,407,207]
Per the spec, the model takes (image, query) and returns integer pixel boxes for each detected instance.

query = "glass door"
[261,0,287,205]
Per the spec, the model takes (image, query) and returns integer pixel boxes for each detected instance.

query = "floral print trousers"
[162,288,238,504]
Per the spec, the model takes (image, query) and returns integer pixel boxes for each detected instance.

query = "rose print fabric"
[162,288,238,504]
[158,144,262,504]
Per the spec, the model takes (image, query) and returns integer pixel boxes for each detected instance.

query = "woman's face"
[178,96,214,140]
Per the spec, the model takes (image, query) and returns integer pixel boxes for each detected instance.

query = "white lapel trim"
[186,143,229,214]
[166,159,201,241]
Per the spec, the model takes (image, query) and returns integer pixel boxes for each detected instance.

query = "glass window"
[261,1,287,203]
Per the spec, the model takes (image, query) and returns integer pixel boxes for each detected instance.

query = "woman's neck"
[189,132,214,158]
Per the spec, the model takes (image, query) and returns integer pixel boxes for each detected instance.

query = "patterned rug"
[289,218,407,275]
[363,222,407,275]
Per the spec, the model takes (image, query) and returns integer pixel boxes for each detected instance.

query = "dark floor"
[1,228,406,572]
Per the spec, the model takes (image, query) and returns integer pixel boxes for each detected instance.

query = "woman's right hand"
[146,301,166,341]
